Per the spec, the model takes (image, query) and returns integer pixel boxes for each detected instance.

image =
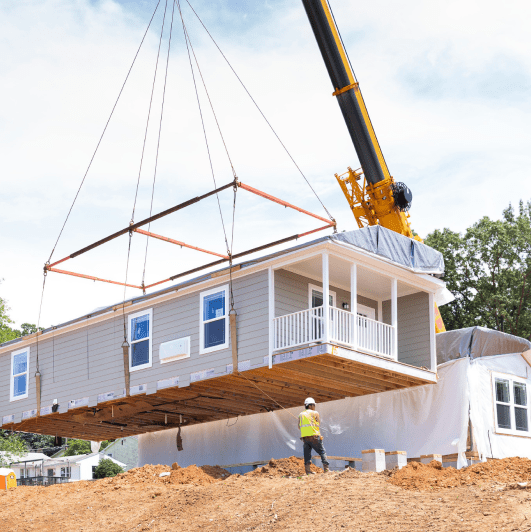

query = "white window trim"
[199,285,229,355]
[492,371,530,438]
[308,284,337,308]
[10,347,30,402]
[128,308,153,372]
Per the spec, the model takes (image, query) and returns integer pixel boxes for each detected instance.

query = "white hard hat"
[304,397,315,406]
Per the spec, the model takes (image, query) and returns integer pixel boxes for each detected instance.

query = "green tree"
[93,458,124,479]
[0,431,28,466]
[0,289,19,344]
[426,200,531,339]
[0,283,43,344]
[64,439,92,456]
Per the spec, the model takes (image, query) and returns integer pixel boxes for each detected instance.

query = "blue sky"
[1,0,530,328]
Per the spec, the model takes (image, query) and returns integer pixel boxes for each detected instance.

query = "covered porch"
[268,249,437,372]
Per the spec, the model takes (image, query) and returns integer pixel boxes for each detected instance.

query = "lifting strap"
[35,372,41,416]
[230,311,238,372]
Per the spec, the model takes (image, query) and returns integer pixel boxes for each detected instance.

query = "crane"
[301,0,446,333]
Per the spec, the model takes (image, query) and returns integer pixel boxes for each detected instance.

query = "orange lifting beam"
[45,180,335,291]
[133,228,229,259]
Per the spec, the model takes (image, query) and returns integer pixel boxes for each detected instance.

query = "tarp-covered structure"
[138,328,531,471]
[437,326,531,364]
[330,226,444,275]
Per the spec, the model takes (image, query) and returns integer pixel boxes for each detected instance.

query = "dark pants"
[303,435,329,467]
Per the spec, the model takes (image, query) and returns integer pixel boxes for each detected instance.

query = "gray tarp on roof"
[436,326,531,364]
[331,226,444,274]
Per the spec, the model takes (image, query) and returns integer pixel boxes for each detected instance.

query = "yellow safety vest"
[298,410,320,437]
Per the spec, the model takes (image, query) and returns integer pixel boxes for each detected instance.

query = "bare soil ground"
[1,457,531,531]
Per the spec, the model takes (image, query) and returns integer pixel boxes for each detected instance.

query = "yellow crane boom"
[301,0,445,332]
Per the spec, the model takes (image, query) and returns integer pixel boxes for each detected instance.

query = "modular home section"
[0,227,445,440]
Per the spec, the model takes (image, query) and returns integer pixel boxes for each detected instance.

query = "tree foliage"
[0,431,28,466]
[0,281,43,344]
[93,458,124,479]
[64,439,92,456]
[426,200,531,338]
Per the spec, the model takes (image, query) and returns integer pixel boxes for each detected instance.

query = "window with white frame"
[200,285,229,354]
[10,347,29,401]
[308,284,336,308]
[128,309,153,371]
[60,466,71,478]
[493,372,529,436]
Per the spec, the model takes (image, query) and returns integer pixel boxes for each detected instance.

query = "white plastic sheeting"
[469,353,531,461]
[138,359,471,470]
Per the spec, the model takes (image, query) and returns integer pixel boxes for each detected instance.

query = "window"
[92,466,97,479]
[10,347,29,401]
[128,309,153,371]
[200,285,229,354]
[308,284,336,309]
[47,469,54,477]
[60,466,71,478]
[493,373,530,436]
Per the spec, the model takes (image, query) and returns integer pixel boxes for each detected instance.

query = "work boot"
[305,463,315,475]
[323,465,330,473]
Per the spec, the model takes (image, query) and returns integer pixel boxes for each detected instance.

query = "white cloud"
[1,0,530,328]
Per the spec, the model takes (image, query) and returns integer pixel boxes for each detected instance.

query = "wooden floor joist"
[4,352,435,441]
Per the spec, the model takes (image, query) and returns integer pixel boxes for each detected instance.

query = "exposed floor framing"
[4,348,436,441]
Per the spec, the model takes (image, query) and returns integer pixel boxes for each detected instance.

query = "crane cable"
[177,0,230,258]
[178,0,239,310]
[141,0,177,291]
[35,0,163,397]
[131,0,170,226]
[184,0,335,225]
[122,0,171,344]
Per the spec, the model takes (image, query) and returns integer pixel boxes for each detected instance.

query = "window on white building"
[128,309,153,371]
[60,466,71,478]
[47,469,54,477]
[92,466,97,479]
[200,285,229,354]
[10,347,29,401]
[493,373,530,436]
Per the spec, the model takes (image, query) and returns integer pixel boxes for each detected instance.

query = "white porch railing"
[273,307,324,351]
[273,306,396,359]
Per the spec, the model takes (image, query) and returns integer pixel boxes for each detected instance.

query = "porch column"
[350,263,357,349]
[322,253,330,344]
[391,278,398,360]
[428,292,436,371]
[268,267,275,368]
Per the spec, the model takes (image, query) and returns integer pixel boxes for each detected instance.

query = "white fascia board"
[0,239,444,355]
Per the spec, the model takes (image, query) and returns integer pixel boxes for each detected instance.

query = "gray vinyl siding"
[382,292,431,368]
[274,269,378,317]
[0,270,269,421]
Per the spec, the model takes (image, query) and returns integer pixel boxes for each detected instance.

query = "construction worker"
[298,397,330,474]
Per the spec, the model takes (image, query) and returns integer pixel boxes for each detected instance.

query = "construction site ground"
[1,457,531,531]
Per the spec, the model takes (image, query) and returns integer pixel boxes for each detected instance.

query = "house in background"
[0,226,451,444]
[10,452,126,484]
[100,436,138,471]
[52,436,138,471]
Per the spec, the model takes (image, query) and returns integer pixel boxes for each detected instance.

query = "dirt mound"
[167,465,231,485]
[246,456,322,477]
[389,457,531,491]
[107,463,230,487]
[111,464,171,485]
